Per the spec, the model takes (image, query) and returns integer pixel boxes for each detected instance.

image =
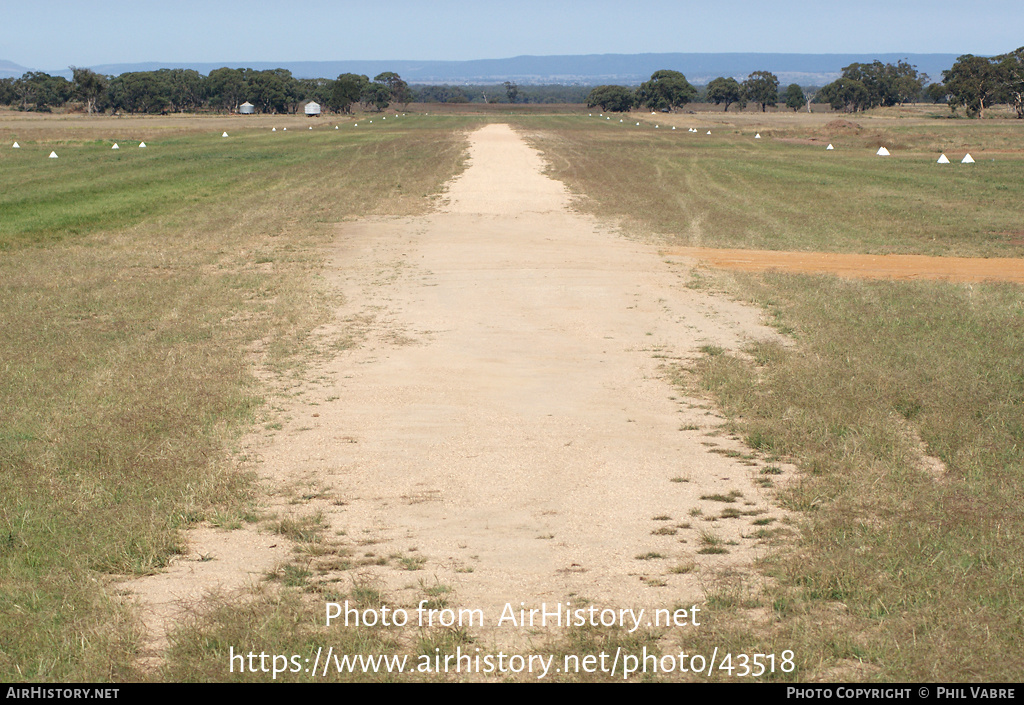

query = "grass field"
[2,105,1022,681]
[522,112,1024,257]
[0,111,480,680]
[525,108,1024,681]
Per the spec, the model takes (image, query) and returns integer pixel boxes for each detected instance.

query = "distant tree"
[840,62,887,107]
[71,67,108,114]
[247,68,300,114]
[784,83,805,111]
[373,72,411,108]
[107,72,169,114]
[998,47,1024,118]
[527,84,590,103]
[299,77,334,109]
[159,68,204,112]
[743,71,779,112]
[206,67,246,112]
[636,70,697,112]
[840,59,927,108]
[362,81,392,112]
[330,73,369,113]
[817,78,872,113]
[0,77,15,106]
[924,82,948,104]
[504,81,519,104]
[13,72,73,111]
[414,85,471,103]
[442,84,590,104]
[943,54,1005,118]
[705,77,746,111]
[586,85,635,112]
[892,62,928,105]
[798,87,818,113]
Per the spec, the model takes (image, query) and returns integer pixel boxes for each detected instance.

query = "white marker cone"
[12,142,20,148]
[309,126,312,130]
[283,127,287,131]
[962,153,975,164]
[335,125,338,129]
[937,154,950,164]
[49,151,58,158]
[138,142,146,148]
[272,127,277,131]
[827,144,834,150]
[112,143,119,149]
[755,133,761,139]
[222,132,229,137]
[876,146,890,156]
[672,126,676,130]
[706,131,711,135]
[636,122,640,126]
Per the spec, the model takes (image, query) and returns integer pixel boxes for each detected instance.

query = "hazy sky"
[5,0,1021,70]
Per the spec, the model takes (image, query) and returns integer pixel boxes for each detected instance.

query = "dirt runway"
[130,123,793,652]
[267,124,790,628]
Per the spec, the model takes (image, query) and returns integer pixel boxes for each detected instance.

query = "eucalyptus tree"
[329,73,369,113]
[586,85,635,112]
[635,70,697,112]
[705,77,745,111]
[784,83,805,111]
[742,71,779,112]
[71,67,108,114]
[206,67,246,112]
[943,54,1005,118]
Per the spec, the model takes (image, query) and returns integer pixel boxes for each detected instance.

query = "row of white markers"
[12,114,410,156]
[590,113,978,163]
[876,145,975,162]
[12,112,977,163]
[12,141,146,157]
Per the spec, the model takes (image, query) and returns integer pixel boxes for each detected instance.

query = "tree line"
[0,67,599,115]
[588,49,1024,119]
[0,67,419,115]
[414,83,592,104]
[2,49,1021,118]
[817,49,1024,118]
[587,70,801,114]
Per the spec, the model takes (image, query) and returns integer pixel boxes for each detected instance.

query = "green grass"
[682,275,1024,680]
[0,115,477,681]
[522,114,1024,257]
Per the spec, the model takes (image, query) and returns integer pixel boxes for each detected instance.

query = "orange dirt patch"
[663,247,1024,284]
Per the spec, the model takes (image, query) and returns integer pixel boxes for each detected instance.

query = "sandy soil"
[127,123,793,657]
[663,246,1024,283]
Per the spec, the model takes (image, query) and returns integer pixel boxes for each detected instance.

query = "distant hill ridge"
[3,53,963,85]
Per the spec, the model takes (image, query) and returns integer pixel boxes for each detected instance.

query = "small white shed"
[239,101,255,114]
[304,101,321,117]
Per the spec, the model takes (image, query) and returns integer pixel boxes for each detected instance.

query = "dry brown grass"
[0,113,478,681]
